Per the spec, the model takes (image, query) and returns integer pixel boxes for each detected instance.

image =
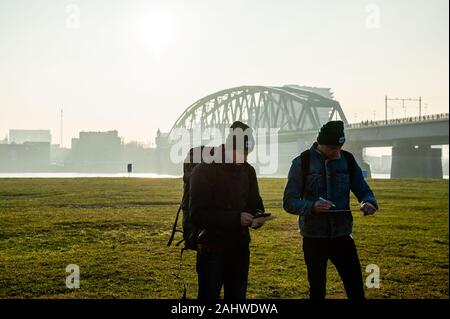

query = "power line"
[385,96,422,124]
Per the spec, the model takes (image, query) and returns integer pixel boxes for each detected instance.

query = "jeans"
[302,235,365,299]
[196,248,249,299]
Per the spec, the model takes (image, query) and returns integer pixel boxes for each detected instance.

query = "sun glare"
[135,10,177,56]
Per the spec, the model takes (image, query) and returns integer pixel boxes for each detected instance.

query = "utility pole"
[419,96,422,119]
[60,108,63,147]
[385,96,422,120]
[385,95,388,124]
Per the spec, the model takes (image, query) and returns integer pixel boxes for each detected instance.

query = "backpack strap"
[299,150,310,197]
[167,204,183,247]
[341,150,356,180]
[167,147,200,247]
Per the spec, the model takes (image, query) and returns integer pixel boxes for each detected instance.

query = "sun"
[135,9,177,56]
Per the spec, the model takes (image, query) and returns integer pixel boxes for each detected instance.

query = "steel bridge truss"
[170,86,347,134]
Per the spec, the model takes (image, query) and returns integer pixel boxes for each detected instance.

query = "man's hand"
[312,199,335,213]
[360,202,377,215]
[251,216,266,229]
[240,212,254,227]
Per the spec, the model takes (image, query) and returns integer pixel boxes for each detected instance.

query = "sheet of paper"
[251,214,276,228]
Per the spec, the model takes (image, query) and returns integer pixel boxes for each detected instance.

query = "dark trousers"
[302,235,365,300]
[196,248,249,299]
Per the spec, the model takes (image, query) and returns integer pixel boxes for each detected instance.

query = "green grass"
[0,178,448,299]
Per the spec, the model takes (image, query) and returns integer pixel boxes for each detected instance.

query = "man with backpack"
[283,120,378,299]
[188,121,265,299]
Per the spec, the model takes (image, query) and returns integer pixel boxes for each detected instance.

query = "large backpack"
[299,149,357,195]
[167,146,216,251]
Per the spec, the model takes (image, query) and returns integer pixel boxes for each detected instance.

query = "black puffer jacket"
[189,146,264,250]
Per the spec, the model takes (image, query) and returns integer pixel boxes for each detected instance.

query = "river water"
[0,173,448,179]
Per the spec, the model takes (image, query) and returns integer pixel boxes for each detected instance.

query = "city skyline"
[2,124,448,160]
[0,0,448,152]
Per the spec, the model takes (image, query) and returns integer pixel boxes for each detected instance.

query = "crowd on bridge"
[347,112,449,128]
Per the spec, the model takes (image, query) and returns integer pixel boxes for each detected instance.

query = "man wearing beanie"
[189,121,265,299]
[283,120,378,299]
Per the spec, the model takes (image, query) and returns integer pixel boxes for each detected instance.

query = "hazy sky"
[0,0,448,148]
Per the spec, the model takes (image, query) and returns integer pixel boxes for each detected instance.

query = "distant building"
[9,129,51,144]
[66,130,123,172]
[0,142,50,172]
[154,129,180,174]
[155,129,170,148]
[122,141,158,173]
[50,144,70,167]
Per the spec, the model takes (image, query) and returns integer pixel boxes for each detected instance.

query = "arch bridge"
[156,85,448,178]
[170,85,346,133]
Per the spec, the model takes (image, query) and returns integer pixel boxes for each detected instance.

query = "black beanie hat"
[226,121,255,152]
[230,121,250,131]
[317,120,346,145]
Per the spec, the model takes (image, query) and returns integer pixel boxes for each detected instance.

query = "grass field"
[0,177,448,299]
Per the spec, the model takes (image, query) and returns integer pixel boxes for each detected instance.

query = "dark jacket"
[283,142,378,238]
[189,145,264,249]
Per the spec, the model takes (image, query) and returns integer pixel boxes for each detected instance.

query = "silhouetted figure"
[283,121,378,299]
[189,121,265,299]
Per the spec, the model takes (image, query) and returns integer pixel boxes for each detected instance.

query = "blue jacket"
[283,143,378,238]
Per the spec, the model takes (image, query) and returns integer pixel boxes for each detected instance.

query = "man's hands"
[240,212,254,227]
[312,199,335,213]
[360,202,377,215]
[311,198,377,216]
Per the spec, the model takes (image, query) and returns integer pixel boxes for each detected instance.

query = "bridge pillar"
[344,144,372,178]
[391,142,442,178]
